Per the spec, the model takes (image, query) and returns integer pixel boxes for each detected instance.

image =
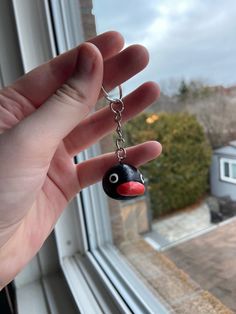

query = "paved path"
[164,218,236,312]
[150,201,213,247]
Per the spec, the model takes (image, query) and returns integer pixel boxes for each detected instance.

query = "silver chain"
[102,86,127,162]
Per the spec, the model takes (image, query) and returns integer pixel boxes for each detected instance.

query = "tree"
[186,88,236,148]
[178,79,189,100]
[125,112,212,217]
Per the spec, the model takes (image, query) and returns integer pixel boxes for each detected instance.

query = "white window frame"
[3,1,170,313]
[220,157,236,184]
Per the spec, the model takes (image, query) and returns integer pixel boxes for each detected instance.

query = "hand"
[0,31,161,288]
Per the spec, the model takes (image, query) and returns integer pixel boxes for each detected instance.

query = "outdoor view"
[93,1,236,312]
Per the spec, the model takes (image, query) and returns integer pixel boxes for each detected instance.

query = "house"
[211,141,236,201]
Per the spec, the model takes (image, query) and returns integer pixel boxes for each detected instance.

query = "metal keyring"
[110,99,124,113]
[101,85,123,102]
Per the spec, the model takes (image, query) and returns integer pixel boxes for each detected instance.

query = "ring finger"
[64,81,160,156]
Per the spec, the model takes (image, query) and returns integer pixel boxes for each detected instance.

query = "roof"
[209,85,236,96]
[214,141,236,156]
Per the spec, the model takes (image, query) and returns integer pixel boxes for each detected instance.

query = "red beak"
[116,181,145,196]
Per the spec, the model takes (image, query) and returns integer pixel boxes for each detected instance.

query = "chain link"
[110,99,127,162]
[102,85,127,163]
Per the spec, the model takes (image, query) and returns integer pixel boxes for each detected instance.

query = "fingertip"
[79,42,103,62]
[148,140,162,157]
[139,141,162,162]
[139,81,160,101]
[123,82,160,117]
[125,141,162,168]
[74,42,103,81]
[104,30,125,49]
[147,81,161,98]
[89,31,125,60]
[130,44,150,67]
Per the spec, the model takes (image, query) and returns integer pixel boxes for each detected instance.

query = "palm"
[0,94,79,282]
[0,32,161,289]
[31,141,78,245]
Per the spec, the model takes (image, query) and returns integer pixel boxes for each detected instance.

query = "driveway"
[164,217,236,312]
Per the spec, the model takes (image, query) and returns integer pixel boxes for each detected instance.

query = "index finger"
[11,31,124,107]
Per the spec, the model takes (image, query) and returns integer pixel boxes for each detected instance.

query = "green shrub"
[125,112,212,217]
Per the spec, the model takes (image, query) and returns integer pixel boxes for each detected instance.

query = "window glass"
[224,162,230,177]
[231,163,236,179]
[93,1,236,312]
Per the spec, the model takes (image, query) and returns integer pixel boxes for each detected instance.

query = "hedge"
[125,112,212,217]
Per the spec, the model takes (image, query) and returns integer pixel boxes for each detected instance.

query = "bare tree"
[186,91,236,148]
[151,79,236,148]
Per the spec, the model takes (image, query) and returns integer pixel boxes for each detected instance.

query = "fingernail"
[76,43,96,77]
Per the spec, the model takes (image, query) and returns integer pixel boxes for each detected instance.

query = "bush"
[125,112,212,217]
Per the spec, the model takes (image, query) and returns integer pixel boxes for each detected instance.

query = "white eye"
[140,173,145,184]
[109,173,119,184]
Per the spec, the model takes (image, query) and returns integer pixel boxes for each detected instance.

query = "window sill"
[16,271,78,314]
[61,245,170,314]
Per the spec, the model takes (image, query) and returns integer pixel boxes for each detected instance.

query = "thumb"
[14,42,103,151]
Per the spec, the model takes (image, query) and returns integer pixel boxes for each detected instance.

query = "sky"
[93,0,236,95]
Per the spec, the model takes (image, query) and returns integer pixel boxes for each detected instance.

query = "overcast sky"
[93,0,236,95]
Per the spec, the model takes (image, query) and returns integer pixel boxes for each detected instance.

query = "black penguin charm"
[102,163,145,200]
[101,85,145,200]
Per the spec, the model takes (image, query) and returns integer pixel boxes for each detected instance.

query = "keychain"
[102,85,145,200]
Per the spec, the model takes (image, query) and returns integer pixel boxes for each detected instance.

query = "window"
[2,0,235,313]
[220,158,236,183]
[5,1,168,313]
[93,1,236,313]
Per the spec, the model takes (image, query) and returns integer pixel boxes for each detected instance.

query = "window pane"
[224,162,230,177]
[93,1,236,312]
[231,163,236,179]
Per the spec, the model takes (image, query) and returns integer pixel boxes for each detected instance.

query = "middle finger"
[102,44,149,93]
[64,81,160,156]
